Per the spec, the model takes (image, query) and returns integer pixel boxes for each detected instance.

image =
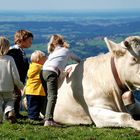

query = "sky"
[0,0,140,11]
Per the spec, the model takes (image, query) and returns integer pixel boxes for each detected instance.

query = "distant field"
[0,11,140,59]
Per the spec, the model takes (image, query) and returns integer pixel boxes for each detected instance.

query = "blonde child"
[25,50,47,121]
[40,34,81,126]
[0,36,24,123]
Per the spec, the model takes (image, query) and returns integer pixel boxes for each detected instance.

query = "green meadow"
[0,119,140,140]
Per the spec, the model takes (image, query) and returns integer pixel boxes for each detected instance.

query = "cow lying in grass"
[54,36,140,130]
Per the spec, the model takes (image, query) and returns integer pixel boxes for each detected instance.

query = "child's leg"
[14,86,22,118]
[0,93,3,123]
[3,92,16,123]
[26,95,41,120]
[40,96,47,118]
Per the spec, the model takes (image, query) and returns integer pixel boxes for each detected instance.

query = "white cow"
[54,36,140,130]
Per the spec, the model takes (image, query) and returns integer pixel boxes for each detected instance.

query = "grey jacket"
[42,46,81,72]
[0,55,24,92]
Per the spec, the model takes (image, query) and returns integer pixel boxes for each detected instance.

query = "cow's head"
[105,36,140,58]
[104,36,140,90]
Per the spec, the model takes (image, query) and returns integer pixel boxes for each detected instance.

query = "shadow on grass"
[16,118,94,128]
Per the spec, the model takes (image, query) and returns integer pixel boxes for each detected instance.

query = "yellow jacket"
[25,62,45,96]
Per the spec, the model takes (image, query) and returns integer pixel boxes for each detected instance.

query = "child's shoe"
[7,111,17,123]
[44,119,62,127]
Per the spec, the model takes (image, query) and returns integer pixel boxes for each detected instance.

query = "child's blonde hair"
[48,34,69,53]
[31,50,46,63]
[0,36,10,55]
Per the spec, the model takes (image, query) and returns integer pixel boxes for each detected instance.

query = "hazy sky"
[0,0,140,11]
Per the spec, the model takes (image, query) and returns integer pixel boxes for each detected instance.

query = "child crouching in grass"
[25,50,47,121]
[0,36,24,124]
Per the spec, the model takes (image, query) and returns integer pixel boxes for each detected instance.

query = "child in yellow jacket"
[25,50,47,121]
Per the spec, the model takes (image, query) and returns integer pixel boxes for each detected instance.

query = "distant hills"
[0,10,140,58]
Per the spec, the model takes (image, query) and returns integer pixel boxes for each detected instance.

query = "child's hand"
[65,67,72,77]
[21,86,26,96]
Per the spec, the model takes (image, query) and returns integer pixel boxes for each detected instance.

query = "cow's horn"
[123,41,131,49]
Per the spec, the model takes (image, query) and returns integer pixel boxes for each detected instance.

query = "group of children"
[0,30,81,127]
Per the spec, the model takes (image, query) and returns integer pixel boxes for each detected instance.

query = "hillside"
[0,10,140,59]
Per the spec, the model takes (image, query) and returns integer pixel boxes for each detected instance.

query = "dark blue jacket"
[7,48,29,84]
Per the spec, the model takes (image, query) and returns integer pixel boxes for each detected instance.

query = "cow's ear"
[104,37,125,57]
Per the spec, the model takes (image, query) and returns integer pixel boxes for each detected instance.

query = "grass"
[0,115,140,140]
